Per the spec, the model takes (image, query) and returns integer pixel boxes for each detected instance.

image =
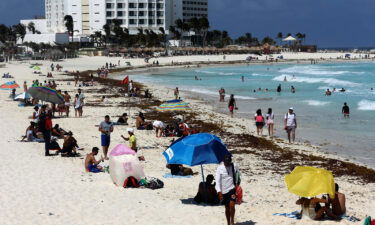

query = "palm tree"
[103,23,111,45]
[13,23,26,43]
[27,22,36,34]
[159,27,167,48]
[261,36,276,45]
[295,33,303,45]
[277,32,283,45]
[64,15,74,42]
[198,17,209,46]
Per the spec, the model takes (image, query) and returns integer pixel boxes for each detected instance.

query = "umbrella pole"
[201,165,208,203]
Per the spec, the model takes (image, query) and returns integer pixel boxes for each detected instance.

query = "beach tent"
[163,133,231,182]
[0,81,20,90]
[14,92,32,100]
[283,36,297,42]
[156,101,191,111]
[109,144,144,186]
[285,166,335,199]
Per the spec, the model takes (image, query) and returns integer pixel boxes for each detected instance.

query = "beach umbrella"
[163,133,231,182]
[110,144,136,156]
[285,166,335,199]
[27,86,64,104]
[32,66,41,70]
[14,92,32,100]
[156,101,190,111]
[0,81,20,90]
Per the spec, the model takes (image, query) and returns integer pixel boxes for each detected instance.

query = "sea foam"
[280,65,364,76]
[358,100,375,111]
[273,75,360,87]
[303,100,330,106]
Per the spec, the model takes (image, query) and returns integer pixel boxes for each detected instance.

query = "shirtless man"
[84,147,104,173]
[64,91,71,117]
[329,183,346,217]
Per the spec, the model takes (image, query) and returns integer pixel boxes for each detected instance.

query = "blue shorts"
[101,134,110,147]
[88,164,102,173]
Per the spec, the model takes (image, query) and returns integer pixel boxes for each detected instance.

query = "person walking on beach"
[23,81,27,92]
[215,155,240,225]
[254,109,265,136]
[77,89,85,117]
[219,88,226,102]
[174,87,179,99]
[284,107,297,144]
[64,91,71,117]
[342,103,350,118]
[266,108,275,137]
[228,94,237,118]
[99,115,114,160]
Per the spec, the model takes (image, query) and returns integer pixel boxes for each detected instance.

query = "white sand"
[0,53,374,225]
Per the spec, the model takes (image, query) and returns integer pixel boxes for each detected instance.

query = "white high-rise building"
[44,0,208,36]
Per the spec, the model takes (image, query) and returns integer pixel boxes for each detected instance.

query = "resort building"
[20,0,208,43]
[44,0,208,35]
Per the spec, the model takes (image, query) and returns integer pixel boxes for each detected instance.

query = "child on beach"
[266,108,274,137]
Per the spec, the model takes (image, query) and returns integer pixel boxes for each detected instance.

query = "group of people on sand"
[297,183,346,221]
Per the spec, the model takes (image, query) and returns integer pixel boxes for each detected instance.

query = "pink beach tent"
[109,144,144,186]
[110,144,136,156]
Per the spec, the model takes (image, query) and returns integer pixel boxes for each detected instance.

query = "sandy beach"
[0,53,374,225]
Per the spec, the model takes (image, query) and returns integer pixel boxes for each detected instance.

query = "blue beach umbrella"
[163,133,231,181]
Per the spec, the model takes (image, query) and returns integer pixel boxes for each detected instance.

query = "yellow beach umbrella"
[285,166,335,199]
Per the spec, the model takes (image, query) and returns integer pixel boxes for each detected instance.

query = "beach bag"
[145,177,164,190]
[231,164,243,205]
[235,185,243,205]
[123,176,139,188]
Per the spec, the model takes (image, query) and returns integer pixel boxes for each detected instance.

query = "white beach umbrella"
[283,36,297,42]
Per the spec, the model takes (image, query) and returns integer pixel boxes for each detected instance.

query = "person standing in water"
[342,102,350,118]
[241,76,244,82]
[266,108,275,137]
[228,94,237,118]
[219,88,226,102]
[291,86,296,93]
[277,84,282,93]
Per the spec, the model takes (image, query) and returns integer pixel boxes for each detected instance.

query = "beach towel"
[338,215,360,222]
[273,211,301,220]
[163,173,192,178]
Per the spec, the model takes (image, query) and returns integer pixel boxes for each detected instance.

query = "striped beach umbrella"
[0,81,20,90]
[27,86,64,104]
[156,101,191,111]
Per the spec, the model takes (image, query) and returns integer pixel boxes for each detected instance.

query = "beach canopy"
[283,36,297,41]
[163,133,230,166]
[14,92,32,100]
[27,86,64,104]
[0,81,20,90]
[285,166,335,199]
[32,66,41,70]
[110,144,136,156]
[156,101,190,111]
[109,146,144,186]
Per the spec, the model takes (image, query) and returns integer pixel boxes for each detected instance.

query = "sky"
[0,0,374,48]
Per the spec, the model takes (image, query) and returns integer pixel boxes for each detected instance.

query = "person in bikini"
[84,147,104,173]
[64,91,71,117]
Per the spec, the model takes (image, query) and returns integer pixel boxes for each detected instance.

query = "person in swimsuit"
[84,147,104,173]
[266,108,274,137]
[64,91,71,117]
[296,197,337,220]
[342,103,350,118]
[228,94,236,118]
[328,183,346,217]
[254,109,265,136]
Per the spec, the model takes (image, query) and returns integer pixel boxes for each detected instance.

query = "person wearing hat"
[284,107,297,143]
[215,155,240,225]
[121,128,137,151]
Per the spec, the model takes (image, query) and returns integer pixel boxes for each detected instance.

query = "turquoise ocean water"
[126,62,375,167]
